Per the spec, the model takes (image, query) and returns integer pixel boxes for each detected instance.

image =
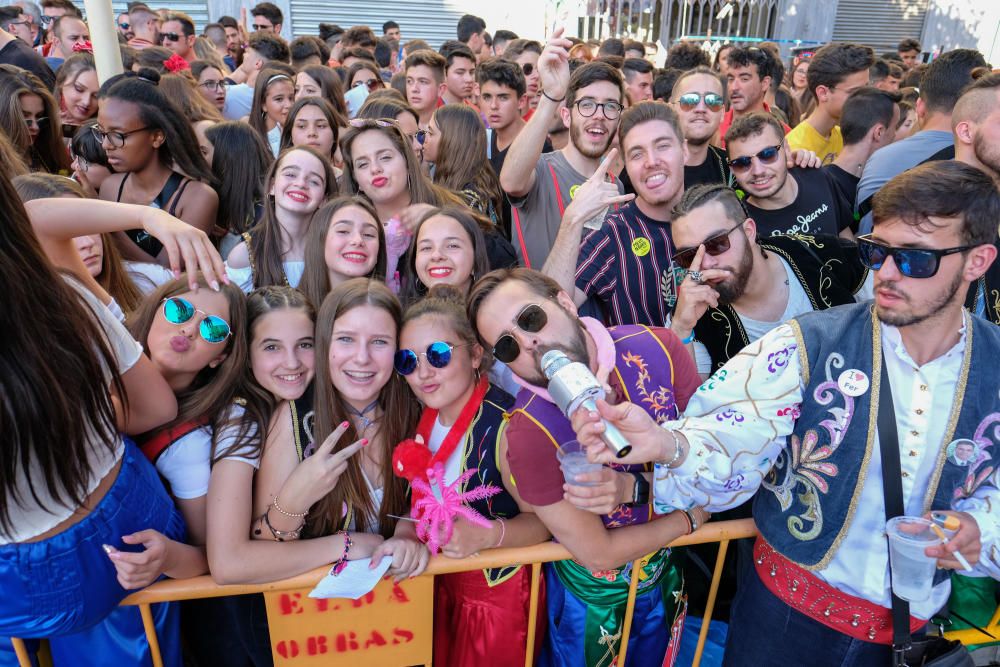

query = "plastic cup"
[886,516,943,602]
[557,440,604,487]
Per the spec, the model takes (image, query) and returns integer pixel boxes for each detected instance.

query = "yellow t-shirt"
[786,121,843,165]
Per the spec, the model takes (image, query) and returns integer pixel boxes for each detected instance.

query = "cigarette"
[929,523,973,572]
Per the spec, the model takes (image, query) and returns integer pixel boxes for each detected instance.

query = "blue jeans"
[723,563,894,667]
[0,440,185,666]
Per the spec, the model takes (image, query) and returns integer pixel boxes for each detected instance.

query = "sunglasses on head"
[394,341,468,375]
[671,221,745,269]
[159,32,181,43]
[676,92,725,111]
[727,142,783,172]
[493,303,548,364]
[162,297,232,344]
[348,117,399,130]
[856,235,974,279]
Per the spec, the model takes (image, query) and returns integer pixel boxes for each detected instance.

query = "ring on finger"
[687,270,704,284]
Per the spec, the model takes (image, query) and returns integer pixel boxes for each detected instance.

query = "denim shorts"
[0,440,185,663]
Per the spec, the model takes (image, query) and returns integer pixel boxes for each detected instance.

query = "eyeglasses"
[492,303,548,364]
[22,116,48,129]
[118,22,130,30]
[353,78,380,92]
[521,63,534,76]
[92,125,151,148]
[162,297,232,343]
[676,92,725,111]
[672,221,745,269]
[573,98,623,120]
[159,32,181,43]
[393,341,470,375]
[727,142,783,172]
[199,80,225,92]
[856,235,974,279]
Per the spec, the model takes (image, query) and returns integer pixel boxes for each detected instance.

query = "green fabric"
[552,549,684,667]
[939,573,999,650]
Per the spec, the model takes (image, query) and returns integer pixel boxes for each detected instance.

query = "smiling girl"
[299,195,387,308]
[394,286,548,666]
[226,145,337,292]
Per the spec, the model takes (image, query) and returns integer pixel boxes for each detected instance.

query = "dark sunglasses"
[672,221,745,269]
[353,78,380,92]
[727,142,783,171]
[493,304,548,364]
[394,341,467,375]
[412,129,428,145]
[162,297,232,344]
[118,22,130,30]
[676,92,725,111]
[522,63,534,76]
[857,235,974,279]
[159,32,181,43]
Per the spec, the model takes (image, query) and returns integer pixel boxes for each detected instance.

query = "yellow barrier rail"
[11,519,995,666]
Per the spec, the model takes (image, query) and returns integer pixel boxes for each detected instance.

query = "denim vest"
[754,302,1000,570]
[508,325,681,528]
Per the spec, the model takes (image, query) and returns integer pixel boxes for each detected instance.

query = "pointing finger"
[688,244,707,273]
[591,148,619,183]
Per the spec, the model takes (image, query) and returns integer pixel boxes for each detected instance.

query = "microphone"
[540,350,632,458]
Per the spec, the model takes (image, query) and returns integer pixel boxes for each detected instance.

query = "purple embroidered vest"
[509,325,681,527]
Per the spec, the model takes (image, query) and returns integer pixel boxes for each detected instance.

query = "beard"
[714,236,754,303]
[526,318,591,387]
[974,130,1000,178]
[570,121,613,159]
[875,268,964,327]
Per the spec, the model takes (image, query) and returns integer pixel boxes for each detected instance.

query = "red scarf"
[392,375,489,502]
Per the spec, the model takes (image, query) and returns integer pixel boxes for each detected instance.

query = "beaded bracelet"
[271,495,308,518]
[663,430,684,468]
[494,518,507,548]
[330,531,352,575]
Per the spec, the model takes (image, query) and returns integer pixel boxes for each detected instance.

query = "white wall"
[921,0,1000,63]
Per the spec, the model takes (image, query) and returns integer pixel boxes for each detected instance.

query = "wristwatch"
[628,471,650,505]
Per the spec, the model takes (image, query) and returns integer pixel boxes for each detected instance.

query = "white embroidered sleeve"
[653,324,805,513]
[953,465,1000,579]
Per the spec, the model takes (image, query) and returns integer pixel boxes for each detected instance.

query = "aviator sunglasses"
[162,297,232,344]
[856,235,975,279]
[394,341,470,375]
[492,303,548,364]
[728,142,783,172]
[676,92,725,112]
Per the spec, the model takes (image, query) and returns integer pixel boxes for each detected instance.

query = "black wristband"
[541,89,565,103]
[628,471,650,505]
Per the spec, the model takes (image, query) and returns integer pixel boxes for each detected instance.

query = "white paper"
[307,557,392,600]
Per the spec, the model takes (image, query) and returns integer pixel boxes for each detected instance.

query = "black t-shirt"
[489,129,553,241]
[0,38,55,90]
[744,167,851,238]
[823,164,861,232]
[684,145,733,189]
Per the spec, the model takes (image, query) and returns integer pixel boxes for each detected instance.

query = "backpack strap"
[137,416,211,464]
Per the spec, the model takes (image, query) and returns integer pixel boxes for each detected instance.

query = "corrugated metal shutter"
[75,0,210,32]
[831,0,928,54]
[290,0,464,50]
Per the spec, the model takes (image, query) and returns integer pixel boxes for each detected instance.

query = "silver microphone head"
[540,349,571,379]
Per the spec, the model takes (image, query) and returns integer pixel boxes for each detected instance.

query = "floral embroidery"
[621,350,676,423]
[955,412,999,500]
[767,344,797,373]
[762,352,854,541]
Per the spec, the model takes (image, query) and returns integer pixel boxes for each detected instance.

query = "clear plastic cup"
[556,440,604,486]
[886,516,943,602]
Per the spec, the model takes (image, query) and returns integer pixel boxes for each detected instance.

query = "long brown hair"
[12,173,144,314]
[249,65,295,141]
[399,206,491,306]
[0,64,71,174]
[279,97,340,160]
[129,275,259,459]
[248,145,338,289]
[159,72,224,123]
[309,279,419,537]
[204,121,273,236]
[55,53,97,122]
[431,105,504,220]
[298,64,349,126]
[299,195,388,309]
[0,158,125,537]
[339,121,461,215]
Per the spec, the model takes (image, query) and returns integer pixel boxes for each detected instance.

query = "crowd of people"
[0,2,998,666]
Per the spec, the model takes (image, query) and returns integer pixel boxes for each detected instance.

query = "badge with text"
[837,369,869,397]
[632,237,651,257]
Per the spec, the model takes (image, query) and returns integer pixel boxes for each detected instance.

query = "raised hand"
[670,245,729,340]
[537,26,574,102]
[141,209,227,292]
[277,421,367,513]
[562,148,635,229]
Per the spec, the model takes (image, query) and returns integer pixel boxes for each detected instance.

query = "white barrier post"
[82,0,123,83]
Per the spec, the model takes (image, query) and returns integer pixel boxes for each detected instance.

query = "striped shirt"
[575,201,685,326]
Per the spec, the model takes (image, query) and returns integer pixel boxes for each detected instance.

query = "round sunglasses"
[162,297,232,344]
[394,341,469,375]
[671,221,745,269]
[727,142,783,172]
[857,235,974,279]
[676,92,725,112]
[492,303,548,364]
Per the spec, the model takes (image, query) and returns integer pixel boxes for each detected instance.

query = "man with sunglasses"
[158,12,195,64]
[249,2,282,36]
[669,66,733,189]
[0,7,54,89]
[571,161,1000,666]
[727,112,853,239]
[501,28,626,269]
[468,267,704,667]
